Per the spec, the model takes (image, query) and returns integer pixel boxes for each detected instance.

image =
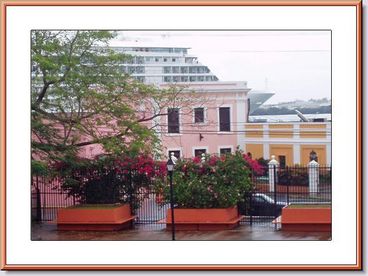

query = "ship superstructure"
[113,46,273,113]
[113,46,218,84]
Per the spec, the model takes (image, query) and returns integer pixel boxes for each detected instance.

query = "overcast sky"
[110,31,331,104]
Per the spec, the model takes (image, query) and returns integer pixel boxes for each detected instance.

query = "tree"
[31,30,197,166]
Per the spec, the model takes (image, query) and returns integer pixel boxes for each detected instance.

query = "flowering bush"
[155,150,259,208]
[56,154,165,207]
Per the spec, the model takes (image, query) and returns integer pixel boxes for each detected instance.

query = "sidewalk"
[32,222,331,241]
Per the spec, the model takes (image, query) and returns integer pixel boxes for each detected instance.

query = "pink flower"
[209,156,219,166]
[193,156,201,163]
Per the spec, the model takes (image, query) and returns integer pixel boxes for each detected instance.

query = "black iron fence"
[250,165,331,203]
[31,170,166,223]
[32,165,332,227]
[238,165,331,226]
[31,176,79,222]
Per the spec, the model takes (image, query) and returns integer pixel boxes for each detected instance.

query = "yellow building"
[243,122,331,166]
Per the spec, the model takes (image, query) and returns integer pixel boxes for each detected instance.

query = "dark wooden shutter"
[219,107,230,131]
[194,149,206,157]
[194,108,204,123]
[168,108,180,133]
[220,148,232,155]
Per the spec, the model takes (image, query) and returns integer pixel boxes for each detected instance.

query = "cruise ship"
[112,46,273,113]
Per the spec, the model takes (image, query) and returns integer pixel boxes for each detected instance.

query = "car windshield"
[255,193,274,203]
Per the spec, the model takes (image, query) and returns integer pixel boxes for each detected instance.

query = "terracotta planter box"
[57,203,135,231]
[281,205,331,232]
[165,206,243,230]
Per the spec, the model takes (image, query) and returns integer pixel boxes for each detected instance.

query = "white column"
[263,143,270,160]
[293,144,301,165]
[263,124,269,160]
[236,95,247,151]
[308,160,320,194]
[268,155,279,192]
[326,143,332,166]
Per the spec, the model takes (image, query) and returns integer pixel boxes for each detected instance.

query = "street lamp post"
[167,157,175,241]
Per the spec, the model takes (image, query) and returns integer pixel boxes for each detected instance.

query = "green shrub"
[55,154,165,208]
[155,150,254,208]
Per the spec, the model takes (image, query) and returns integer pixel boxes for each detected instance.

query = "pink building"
[62,81,250,160]
[157,81,250,159]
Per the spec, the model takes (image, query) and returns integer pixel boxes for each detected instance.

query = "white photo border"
[1,2,362,270]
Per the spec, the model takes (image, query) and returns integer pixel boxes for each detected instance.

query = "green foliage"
[278,168,309,186]
[56,154,164,208]
[31,160,49,176]
[31,30,168,163]
[155,151,253,208]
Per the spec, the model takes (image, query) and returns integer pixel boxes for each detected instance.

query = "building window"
[163,67,171,74]
[309,150,318,162]
[189,67,198,73]
[164,76,172,82]
[172,58,176,62]
[155,57,159,62]
[219,107,231,132]
[194,107,205,123]
[278,155,286,168]
[128,66,135,74]
[168,108,180,133]
[168,150,181,159]
[194,148,207,157]
[136,76,145,82]
[163,58,167,62]
[181,67,188,73]
[173,76,180,82]
[220,148,232,155]
[136,66,145,74]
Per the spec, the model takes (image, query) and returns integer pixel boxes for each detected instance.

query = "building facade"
[243,122,331,165]
[158,82,250,158]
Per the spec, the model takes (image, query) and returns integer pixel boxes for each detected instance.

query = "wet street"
[32,222,331,241]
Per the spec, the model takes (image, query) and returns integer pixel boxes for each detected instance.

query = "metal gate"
[131,187,169,230]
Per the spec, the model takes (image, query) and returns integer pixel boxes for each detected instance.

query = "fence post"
[286,167,290,205]
[129,170,134,216]
[308,160,320,194]
[36,189,42,222]
[268,155,279,192]
[249,192,253,226]
[34,175,42,222]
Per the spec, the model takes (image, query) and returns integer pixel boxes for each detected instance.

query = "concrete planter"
[165,206,243,230]
[57,203,135,231]
[281,205,331,232]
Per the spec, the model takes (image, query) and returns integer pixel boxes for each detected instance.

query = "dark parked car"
[239,193,287,217]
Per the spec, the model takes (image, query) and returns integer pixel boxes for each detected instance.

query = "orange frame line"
[0,0,363,5]
[0,0,362,271]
